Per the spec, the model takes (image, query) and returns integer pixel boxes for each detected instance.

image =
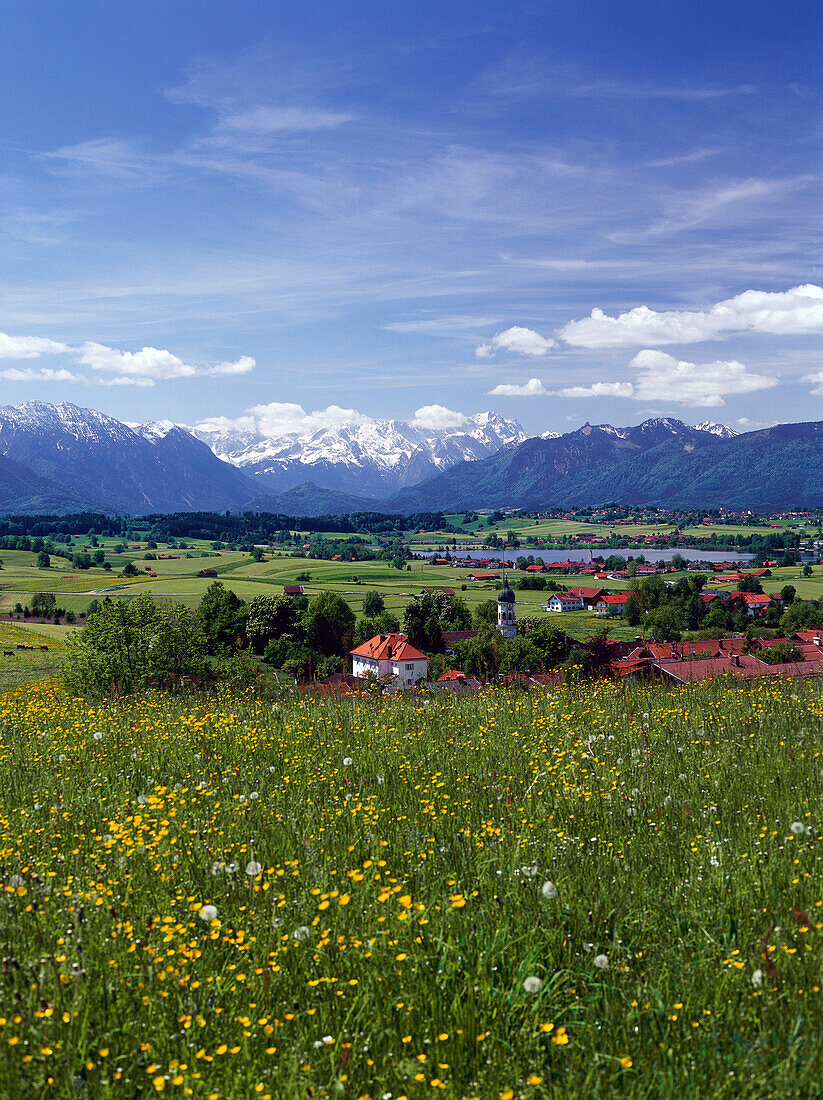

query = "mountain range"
[0,400,819,515]
[191,412,527,497]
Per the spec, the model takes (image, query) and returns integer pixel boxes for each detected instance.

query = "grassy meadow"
[2,675,823,1098]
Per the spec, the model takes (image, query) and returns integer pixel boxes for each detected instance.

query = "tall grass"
[1,676,822,1098]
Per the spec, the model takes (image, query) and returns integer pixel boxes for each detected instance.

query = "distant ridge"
[387,418,823,513]
[0,402,819,515]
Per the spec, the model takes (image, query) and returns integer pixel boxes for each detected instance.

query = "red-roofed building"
[728,592,772,617]
[564,587,605,607]
[469,572,500,581]
[593,593,630,616]
[350,632,428,687]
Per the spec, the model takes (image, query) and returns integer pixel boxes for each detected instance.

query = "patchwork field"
[1,677,822,1097]
[0,546,822,646]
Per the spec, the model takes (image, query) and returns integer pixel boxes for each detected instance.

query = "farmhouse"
[350,632,428,688]
[283,584,304,596]
[197,568,218,578]
[593,593,630,616]
[728,592,772,617]
[546,592,584,612]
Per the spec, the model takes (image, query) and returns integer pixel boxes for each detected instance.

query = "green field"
[2,676,823,1097]
[1,546,822,647]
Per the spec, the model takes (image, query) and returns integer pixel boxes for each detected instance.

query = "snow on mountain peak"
[192,410,527,495]
[695,420,739,438]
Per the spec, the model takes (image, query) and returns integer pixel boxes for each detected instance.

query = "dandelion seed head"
[594,954,609,969]
[523,976,542,993]
[541,881,558,900]
[198,905,217,922]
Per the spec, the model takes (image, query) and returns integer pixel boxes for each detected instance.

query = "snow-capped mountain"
[0,402,258,513]
[694,420,739,439]
[192,411,527,498]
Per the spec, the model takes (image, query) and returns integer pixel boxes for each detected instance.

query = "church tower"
[497,573,517,638]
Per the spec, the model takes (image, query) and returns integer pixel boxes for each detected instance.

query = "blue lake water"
[415,547,755,564]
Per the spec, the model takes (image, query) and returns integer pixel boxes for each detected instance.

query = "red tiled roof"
[731,592,771,605]
[600,593,629,604]
[438,669,467,681]
[350,632,428,662]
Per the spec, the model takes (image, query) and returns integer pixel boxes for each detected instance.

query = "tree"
[780,600,823,635]
[803,564,814,577]
[121,561,139,577]
[250,547,264,563]
[780,584,797,605]
[738,574,763,593]
[196,581,249,654]
[36,551,51,570]
[760,640,803,665]
[304,591,356,658]
[574,629,614,679]
[62,596,208,697]
[354,611,401,647]
[246,594,303,655]
[31,592,56,617]
[523,619,572,669]
[624,592,641,627]
[473,600,498,627]
[643,603,686,641]
[363,591,385,617]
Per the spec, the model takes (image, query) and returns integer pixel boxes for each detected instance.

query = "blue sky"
[0,0,820,437]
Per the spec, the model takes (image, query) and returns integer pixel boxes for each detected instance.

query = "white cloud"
[476,326,556,358]
[78,342,254,381]
[410,404,468,430]
[803,370,823,396]
[0,333,70,359]
[630,349,777,407]
[193,413,258,434]
[248,401,371,438]
[488,378,633,398]
[78,342,198,379]
[0,366,81,382]
[556,381,635,399]
[487,378,549,396]
[558,284,823,347]
[208,355,255,376]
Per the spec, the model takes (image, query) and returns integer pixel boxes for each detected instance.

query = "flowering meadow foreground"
[1,681,823,1099]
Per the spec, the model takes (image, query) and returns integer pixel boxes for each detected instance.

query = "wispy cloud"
[0,366,81,383]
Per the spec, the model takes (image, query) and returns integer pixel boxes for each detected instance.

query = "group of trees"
[195,582,355,680]
[623,573,823,641]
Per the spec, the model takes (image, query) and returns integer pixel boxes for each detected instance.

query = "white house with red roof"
[593,593,630,617]
[350,632,429,687]
[546,592,585,612]
[729,592,772,617]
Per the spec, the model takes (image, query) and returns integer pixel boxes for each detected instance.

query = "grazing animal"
[39,645,49,652]
[3,650,13,657]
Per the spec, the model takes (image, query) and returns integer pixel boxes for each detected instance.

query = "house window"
[406,663,414,671]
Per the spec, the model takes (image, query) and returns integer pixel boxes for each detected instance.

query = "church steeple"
[497,572,517,637]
